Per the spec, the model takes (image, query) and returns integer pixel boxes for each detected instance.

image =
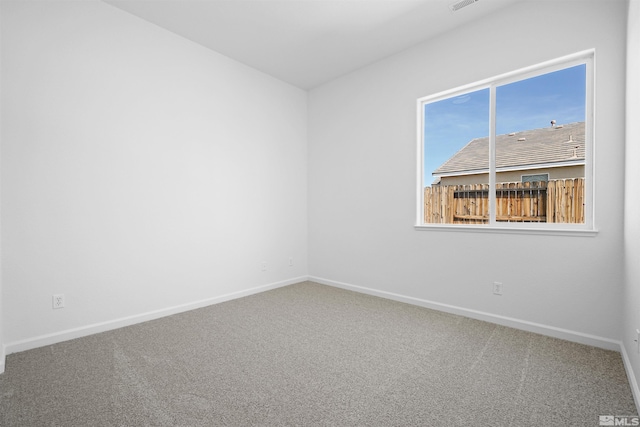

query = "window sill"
[414,224,598,237]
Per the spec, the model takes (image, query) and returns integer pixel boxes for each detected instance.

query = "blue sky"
[423,64,586,185]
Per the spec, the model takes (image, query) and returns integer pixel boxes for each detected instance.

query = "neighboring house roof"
[433,121,585,176]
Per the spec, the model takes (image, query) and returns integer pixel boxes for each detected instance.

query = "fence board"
[424,178,584,224]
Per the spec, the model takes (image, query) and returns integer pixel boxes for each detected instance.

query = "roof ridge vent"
[449,0,479,12]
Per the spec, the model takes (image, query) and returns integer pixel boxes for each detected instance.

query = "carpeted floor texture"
[0,281,637,426]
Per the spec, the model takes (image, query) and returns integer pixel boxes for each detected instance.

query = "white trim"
[418,49,595,231]
[586,49,596,231]
[621,342,640,413]
[417,50,594,106]
[309,276,618,351]
[417,96,426,225]
[414,224,598,236]
[0,344,5,374]
[489,84,496,223]
[4,275,637,414]
[4,276,308,356]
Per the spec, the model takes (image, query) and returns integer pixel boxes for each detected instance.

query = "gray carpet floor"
[0,281,637,426]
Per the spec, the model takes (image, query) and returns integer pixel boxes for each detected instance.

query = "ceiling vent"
[449,0,479,12]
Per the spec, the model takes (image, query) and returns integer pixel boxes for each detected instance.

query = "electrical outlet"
[289,257,294,267]
[492,282,503,296]
[52,294,65,309]
[261,261,267,272]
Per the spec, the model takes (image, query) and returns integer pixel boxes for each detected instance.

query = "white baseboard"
[620,342,640,413]
[310,275,640,412]
[6,273,637,412]
[309,276,621,351]
[5,276,308,356]
[0,344,5,374]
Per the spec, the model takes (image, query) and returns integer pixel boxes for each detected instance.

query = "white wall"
[0,0,632,373]
[308,0,627,346]
[0,2,4,374]
[624,0,640,407]
[1,0,308,350]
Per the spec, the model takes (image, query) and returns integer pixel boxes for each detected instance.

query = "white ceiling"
[104,0,521,90]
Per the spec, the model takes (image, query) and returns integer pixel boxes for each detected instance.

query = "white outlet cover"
[493,282,503,295]
[53,294,65,309]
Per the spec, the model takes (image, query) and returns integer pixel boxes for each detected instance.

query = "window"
[521,174,548,183]
[416,51,594,232]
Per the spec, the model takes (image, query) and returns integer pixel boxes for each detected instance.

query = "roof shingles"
[433,122,585,176]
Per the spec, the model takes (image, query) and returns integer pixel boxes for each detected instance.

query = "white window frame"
[415,50,596,236]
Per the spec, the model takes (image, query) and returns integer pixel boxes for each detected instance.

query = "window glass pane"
[423,88,489,224]
[522,174,549,183]
[495,65,586,223]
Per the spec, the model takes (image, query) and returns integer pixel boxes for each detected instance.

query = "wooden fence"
[424,178,584,224]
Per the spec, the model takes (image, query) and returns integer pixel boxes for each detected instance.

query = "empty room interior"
[1,0,640,425]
